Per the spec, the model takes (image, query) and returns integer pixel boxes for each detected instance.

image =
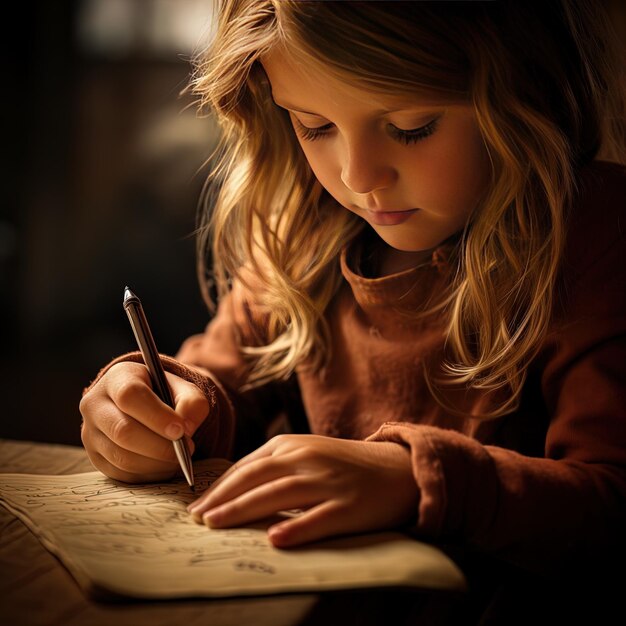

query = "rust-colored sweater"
[100,161,626,577]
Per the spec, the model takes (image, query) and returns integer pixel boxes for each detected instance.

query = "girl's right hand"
[79,361,210,483]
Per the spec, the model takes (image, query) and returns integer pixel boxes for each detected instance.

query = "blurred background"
[2,1,625,447]
[2,0,219,445]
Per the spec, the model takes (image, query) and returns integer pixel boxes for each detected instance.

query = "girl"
[80,0,626,583]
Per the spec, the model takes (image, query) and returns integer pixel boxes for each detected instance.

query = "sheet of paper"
[0,459,465,599]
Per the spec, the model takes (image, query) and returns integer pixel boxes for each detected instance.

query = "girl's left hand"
[187,434,419,548]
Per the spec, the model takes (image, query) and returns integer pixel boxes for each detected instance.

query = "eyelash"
[294,117,440,145]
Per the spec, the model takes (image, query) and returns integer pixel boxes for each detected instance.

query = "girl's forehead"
[261,46,454,111]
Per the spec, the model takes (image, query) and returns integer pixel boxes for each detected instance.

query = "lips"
[363,208,419,226]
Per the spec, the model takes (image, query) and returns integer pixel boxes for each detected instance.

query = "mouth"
[359,207,420,226]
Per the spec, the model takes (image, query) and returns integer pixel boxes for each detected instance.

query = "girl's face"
[261,47,491,254]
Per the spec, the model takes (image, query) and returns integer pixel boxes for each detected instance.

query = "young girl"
[80,0,626,583]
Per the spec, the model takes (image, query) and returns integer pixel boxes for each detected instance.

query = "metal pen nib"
[173,438,195,491]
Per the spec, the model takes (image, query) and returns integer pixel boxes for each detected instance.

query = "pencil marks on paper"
[0,458,466,598]
[0,459,292,590]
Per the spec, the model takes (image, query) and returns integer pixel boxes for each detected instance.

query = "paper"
[0,460,465,599]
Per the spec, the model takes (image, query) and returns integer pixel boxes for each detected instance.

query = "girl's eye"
[293,117,440,145]
[387,117,440,145]
[294,121,334,142]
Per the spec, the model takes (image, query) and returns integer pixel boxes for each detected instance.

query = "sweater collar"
[339,235,456,310]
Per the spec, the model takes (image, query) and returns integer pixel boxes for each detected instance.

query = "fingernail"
[166,423,184,439]
[268,526,283,538]
[268,525,289,546]
[202,508,220,526]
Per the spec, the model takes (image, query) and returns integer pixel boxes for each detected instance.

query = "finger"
[94,403,183,463]
[198,475,325,529]
[204,433,311,491]
[95,425,195,471]
[224,433,306,469]
[267,500,347,548]
[106,364,187,440]
[166,372,209,437]
[90,427,181,476]
[86,450,179,484]
[193,441,278,496]
[189,434,310,509]
[188,454,297,516]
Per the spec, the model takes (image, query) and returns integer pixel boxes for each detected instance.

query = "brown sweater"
[99,160,626,577]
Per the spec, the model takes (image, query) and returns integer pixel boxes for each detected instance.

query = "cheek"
[457,140,491,213]
[415,124,490,215]
[455,118,491,197]
[298,143,342,192]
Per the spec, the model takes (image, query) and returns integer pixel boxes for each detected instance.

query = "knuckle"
[320,465,341,485]
[90,451,125,481]
[79,392,96,417]
[109,445,131,472]
[86,451,108,475]
[270,434,293,449]
[109,361,142,377]
[235,463,264,487]
[110,416,135,448]
[80,421,91,448]
[114,378,146,410]
[292,445,317,463]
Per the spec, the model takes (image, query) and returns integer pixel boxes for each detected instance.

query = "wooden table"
[0,440,462,626]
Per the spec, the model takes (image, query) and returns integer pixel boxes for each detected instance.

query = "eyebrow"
[272,98,437,117]
[274,100,321,116]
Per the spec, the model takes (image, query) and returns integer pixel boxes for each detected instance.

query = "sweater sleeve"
[367,171,626,576]
[175,279,304,457]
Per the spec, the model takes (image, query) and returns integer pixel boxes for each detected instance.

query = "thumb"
[165,372,210,438]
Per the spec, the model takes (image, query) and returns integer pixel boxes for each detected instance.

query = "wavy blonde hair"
[189,0,626,417]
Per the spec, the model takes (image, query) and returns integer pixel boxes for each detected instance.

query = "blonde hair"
[190,0,626,417]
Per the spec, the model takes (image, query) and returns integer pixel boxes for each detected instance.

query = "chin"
[375,230,443,253]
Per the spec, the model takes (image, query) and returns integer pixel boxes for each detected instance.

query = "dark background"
[2,1,625,447]
[2,1,219,445]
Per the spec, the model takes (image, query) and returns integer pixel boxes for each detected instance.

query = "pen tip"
[123,286,137,306]
[190,485,195,493]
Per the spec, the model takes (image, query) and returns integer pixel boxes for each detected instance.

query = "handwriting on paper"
[0,458,466,598]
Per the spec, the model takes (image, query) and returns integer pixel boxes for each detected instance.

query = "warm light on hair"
[189,0,626,418]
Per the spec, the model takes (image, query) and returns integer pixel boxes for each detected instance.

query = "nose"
[340,137,397,194]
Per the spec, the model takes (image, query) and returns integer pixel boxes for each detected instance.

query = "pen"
[122,286,195,491]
